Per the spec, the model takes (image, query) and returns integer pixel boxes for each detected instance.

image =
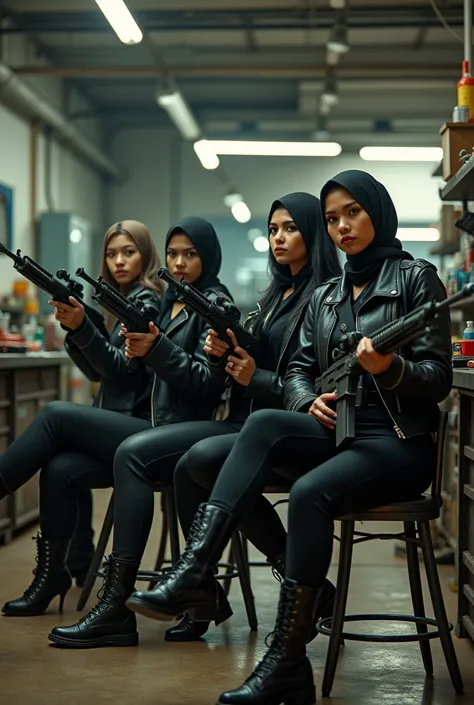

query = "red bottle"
[457,60,474,121]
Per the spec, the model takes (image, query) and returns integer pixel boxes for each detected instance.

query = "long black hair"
[258,191,342,316]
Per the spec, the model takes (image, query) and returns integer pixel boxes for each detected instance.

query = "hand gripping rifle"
[0,243,108,337]
[320,283,474,447]
[76,268,161,372]
[157,267,258,357]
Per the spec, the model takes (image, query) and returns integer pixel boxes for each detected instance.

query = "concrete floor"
[0,489,473,705]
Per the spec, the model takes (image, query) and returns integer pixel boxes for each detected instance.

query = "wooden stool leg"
[404,521,433,676]
[322,520,355,698]
[418,521,464,694]
[76,493,114,611]
[148,493,169,590]
[232,532,258,631]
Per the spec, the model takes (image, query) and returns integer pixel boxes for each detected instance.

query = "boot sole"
[47,632,139,649]
[126,595,218,623]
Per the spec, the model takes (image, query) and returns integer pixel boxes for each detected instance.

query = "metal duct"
[0,62,120,179]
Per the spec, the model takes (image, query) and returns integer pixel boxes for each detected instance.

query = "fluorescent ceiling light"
[209,141,342,157]
[253,236,270,252]
[397,228,440,242]
[95,0,143,45]
[232,202,252,224]
[193,140,220,170]
[329,0,346,7]
[156,90,201,141]
[360,146,443,162]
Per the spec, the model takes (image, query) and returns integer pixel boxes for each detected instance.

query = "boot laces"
[23,536,50,599]
[156,510,206,585]
[254,582,298,679]
[79,557,120,623]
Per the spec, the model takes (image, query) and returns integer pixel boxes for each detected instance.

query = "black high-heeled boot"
[127,503,236,622]
[164,580,233,642]
[217,578,319,705]
[48,554,139,649]
[2,534,72,616]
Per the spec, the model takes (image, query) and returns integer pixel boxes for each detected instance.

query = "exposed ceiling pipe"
[11,64,459,80]
[0,62,120,179]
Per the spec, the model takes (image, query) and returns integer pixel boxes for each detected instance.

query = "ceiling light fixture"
[320,71,339,109]
[360,146,443,162]
[253,236,270,252]
[156,89,201,141]
[224,193,252,224]
[193,140,220,170]
[397,228,440,242]
[327,20,350,55]
[208,140,342,157]
[329,0,347,7]
[94,0,143,45]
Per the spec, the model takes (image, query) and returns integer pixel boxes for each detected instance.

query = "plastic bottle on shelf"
[463,321,474,340]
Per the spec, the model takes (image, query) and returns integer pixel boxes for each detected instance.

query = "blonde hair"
[99,220,164,329]
[99,220,164,294]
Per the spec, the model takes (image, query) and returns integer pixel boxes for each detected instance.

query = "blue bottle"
[463,321,474,339]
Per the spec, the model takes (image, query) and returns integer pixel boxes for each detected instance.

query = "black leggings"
[111,420,242,563]
[174,434,291,559]
[0,401,150,538]
[206,409,435,587]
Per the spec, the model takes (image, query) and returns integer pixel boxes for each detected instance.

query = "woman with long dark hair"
[125,170,452,705]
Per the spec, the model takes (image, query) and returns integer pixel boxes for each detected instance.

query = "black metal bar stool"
[316,411,464,697]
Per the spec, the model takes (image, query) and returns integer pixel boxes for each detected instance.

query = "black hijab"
[161,216,231,319]
[320,169,413,286]
[267,192,320,288]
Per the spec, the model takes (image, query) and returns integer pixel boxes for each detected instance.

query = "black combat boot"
[2,535,72,616]
[164,580,233,642]
[48,554,139,649]
[127,503,236,622]
[216,578,319,705]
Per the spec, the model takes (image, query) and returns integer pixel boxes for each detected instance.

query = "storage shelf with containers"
[0,353,70,544]
[438,115,474,643]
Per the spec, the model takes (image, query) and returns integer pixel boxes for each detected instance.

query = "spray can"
[457,61,474,121]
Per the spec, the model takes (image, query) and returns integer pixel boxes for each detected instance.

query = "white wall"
[109,126,444,257]
[0,36,107,291]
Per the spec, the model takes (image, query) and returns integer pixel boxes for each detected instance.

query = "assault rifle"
[157,267,258,357]
[321,283,474,447]
[0,243,108,337]
[75,268,160,333]
[76,268,161,372]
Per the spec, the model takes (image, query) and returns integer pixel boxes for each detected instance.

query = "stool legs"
[231,532,258,631]
[164,487,181,564]
[322,520,355,698]
[148,494,169,589]
[76,493,114,611]
[418,521,464,694]
[404,521,434,676]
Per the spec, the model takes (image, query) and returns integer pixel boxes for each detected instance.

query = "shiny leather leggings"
[206,408,436,587]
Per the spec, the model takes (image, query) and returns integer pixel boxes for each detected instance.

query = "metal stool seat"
[316,411,464,697]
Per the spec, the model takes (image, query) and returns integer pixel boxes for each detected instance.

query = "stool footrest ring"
[316,613,452,643]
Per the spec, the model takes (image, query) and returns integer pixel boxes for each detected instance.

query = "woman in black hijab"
[123,192,341,643]
[125,170,452,705]
[45,192,340,650]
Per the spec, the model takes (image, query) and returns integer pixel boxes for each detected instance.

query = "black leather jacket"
[211,281,316,420]
[284,259,453,438]
[142,287,232,426]
[64,284,161,418]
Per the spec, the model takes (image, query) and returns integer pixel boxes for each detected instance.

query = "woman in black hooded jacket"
[124,170,453,705]
[0,216,231,621]
[112,193,341,646]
